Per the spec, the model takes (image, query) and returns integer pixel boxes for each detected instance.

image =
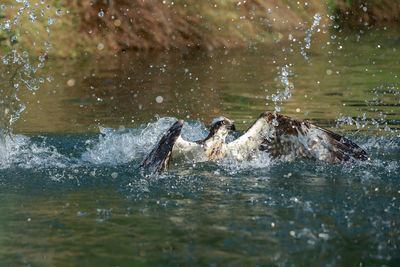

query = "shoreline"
[0,1,399,58]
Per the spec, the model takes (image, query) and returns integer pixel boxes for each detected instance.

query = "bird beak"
[228,123,236,131]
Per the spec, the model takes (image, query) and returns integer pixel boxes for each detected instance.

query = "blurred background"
[2,0,399,55]
[1,0,399,134]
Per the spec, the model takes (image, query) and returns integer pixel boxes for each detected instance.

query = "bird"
[140,112,368,172]
[140,117,235,172]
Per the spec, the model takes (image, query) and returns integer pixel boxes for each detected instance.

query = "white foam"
[81,117,209,165]
[0,117,396,181]
[0,133,72,169]
[217,150,274,175]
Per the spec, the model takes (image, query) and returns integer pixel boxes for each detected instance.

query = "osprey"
[140,117,236,173]
[140,112,368,172]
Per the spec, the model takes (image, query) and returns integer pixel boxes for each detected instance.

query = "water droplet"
[97,43,104,50]
[77,211,86,217]
[3,20,11,30]
[114,19,121,27]
[67,79,76,87]
[48,16,56,25]
[318,233,329,240]
[29,13,37,23]
[155,96,164,103]
[98,10,104,18]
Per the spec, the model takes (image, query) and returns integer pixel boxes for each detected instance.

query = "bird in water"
[140,112,368,172]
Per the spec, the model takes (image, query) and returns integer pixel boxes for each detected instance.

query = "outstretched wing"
[140,120,183,172]
[227,112,368,163]
[304,124,368,162]
[226,112,276,161]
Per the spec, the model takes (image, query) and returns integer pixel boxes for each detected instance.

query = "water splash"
[0,1,54,137]
[301,13,321,64]
[82,117,209,165]
[0,117,208,170]
[217,150,273,175]
[336,85,400,134]
[266,13,322,114]
[0,117,396,185]
[0,133,73,169]
[268,65,294,112]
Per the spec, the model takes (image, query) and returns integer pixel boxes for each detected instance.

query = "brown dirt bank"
[69,0,325,52]
[2,0,400,57]
[69,0,400,53]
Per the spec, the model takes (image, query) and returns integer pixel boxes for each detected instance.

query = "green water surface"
[0,29,399,266]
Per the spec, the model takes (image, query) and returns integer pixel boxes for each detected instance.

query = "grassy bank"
[0,0,399,57]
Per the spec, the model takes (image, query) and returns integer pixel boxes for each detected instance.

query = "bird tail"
[140,120,183,173]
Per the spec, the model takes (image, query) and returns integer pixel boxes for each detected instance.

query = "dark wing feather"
[140,120,183,173]
[229,112,368,163]
[314,126,368,161]
[261,112,368,163]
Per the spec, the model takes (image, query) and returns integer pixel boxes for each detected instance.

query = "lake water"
[0,29,399,265]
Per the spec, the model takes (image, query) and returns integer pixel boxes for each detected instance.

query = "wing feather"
[226,112,275,161]
[140,120,183,172]
[228,112,368,163]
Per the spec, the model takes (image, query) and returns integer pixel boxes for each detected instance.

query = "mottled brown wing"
[259,112,368,163]
[312,125,368,161]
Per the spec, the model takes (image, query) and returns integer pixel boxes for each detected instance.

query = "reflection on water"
[0,29,399,265]
[4,29,399,134]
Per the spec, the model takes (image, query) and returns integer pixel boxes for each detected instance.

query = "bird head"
[208,116,236,138]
